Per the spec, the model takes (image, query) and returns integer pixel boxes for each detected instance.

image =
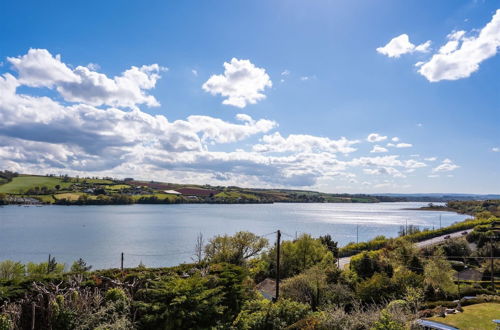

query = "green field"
[131,193,180,201]
[0,176,72,194]
[105,184,131,190]
[54,193,83,201]
[428,303,500,330]
[215,191,258,200]
[31,195,56,204]
[82,178,114,184]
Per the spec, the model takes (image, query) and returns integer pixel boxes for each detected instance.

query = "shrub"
[232,298,311,330]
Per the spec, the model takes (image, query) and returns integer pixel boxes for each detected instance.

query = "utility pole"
[121,252,124,272]
[275,230,281,301]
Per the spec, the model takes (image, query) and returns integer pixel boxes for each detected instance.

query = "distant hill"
[0,172,498,205]
[374,193,500,202]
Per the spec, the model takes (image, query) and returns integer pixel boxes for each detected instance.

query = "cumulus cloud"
[364,167,405,178]
[253,132,359,154]
[370,145,388,153]
[202,58,272,108]
[493,147,500,152]
[395,142,412,148]
[367,133,387,143]
[7,48,164,108]
[419,10,500,81]
[432,158,459,172]
[377,34,431,58]
[0,49,451,189]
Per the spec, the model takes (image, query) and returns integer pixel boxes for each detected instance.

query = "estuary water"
[0,202,469,269]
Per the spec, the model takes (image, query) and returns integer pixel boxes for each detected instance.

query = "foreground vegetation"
[0,214,498,329]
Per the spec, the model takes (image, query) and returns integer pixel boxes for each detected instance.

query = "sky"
[0,0,499,194]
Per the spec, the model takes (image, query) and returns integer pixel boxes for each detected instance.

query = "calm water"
[0,202,469,269]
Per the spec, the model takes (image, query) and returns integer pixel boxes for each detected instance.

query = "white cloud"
[281,70,290,76]
[7,49,164,108]
[395,142,412,148]
[367,133,387,143]
[432,158,459,172]
[1,49,454,190]
[376,34,431,58]
[419,10,500,82]
[392,137,400,142]
[492,147,499,152]
[202,58,272,108]
[253,132,359,154]
[364,167,406,178]
[8,48,79,87]
[370,145,388,153]
[192,69,198,76]
[424,157,437,161]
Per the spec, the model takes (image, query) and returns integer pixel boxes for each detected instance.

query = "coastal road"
[337,228,472,269]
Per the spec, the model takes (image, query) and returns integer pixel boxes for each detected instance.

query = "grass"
[32,195,56,204]
[215,191,258,200]
[54,193,83,201]
[0,176,72,194]
[428,303,500,330]
[82,178,114,184]
[105,184,131,190]
[131,193,180,201]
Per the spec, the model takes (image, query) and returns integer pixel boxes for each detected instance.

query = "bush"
[232,298,311,330]
[0,314,13,330]
[350,251,392,279]
[0,261,25,281]
[357,273,395,304]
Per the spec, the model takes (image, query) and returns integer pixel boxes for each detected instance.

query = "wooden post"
[275,230,281,301]
[121,252,124,272]
[31,302,35,330]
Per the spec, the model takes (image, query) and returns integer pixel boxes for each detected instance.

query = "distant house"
[455,268,483,281]
[256,278,276,301]
[163,190,181,195]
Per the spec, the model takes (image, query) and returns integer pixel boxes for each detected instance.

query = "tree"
[423,252,456,299]
[281,265,345,311]
[204,231,268,265]
[70,258,92,273]
[0,260,25,280]
[192,232,205,264]
[350,251,392,279]
[319,234,339,257]
[356,273,394,303]
[266,234,334,278]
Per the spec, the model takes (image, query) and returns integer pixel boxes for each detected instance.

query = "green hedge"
[339,217,497,258]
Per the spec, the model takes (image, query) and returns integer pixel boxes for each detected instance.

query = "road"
[337,228,472,269]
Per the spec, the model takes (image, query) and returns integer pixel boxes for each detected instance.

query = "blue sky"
[0,0,499,193]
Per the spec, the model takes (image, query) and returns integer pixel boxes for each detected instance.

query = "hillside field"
[0,175,71,194]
